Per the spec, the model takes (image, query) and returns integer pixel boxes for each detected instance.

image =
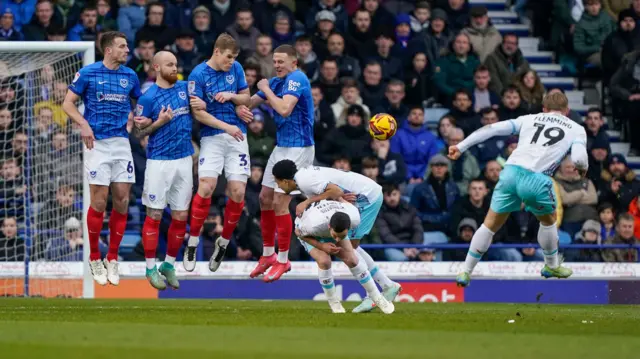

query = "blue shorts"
[490,164,557,216]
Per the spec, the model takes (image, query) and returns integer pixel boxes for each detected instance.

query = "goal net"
[0,42,95,298]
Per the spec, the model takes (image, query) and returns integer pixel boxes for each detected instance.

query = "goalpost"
[0,42,95,299]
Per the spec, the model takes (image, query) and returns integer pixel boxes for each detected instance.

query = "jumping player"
[295,199,395,314]
[63,31,142,286]
[448,92,588,286]
[132,51,195,290]
[183,34,250,272]
[272,161,402,313]
[235,44,315,282]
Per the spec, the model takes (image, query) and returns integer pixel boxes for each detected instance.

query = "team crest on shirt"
[89,171,97,178]
[206,92,215,102]
[119,78,128,88]
[199,157,205,165]
[135,104,143,116]
[188,81,196,95]
[73,72,80,83]
[226,75,234,84]
[179,91,187,100]
[149,194,156,202]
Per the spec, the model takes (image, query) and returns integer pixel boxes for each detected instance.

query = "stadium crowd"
[0,0,640,263]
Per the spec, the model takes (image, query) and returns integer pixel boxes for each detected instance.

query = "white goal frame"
[0,41,95,298]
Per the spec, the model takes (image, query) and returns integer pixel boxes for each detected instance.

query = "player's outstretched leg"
[352,247,401,313]
[250,187,278,278]
[264,193,293,282]
[456,224,495,287]
[210,182,246,272]
[538,222,573,279]
[161,216,187,289]
[184,192,212,272]
[142,216,166,290]
[87,206,107,285]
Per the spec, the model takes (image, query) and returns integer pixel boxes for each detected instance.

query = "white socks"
[218,237,230,247]
[277,250,289,263]
[319,268,337,300]
[164,255,176,265]
[463,224,494,274]
[263,246,275,256]
[145,258,155,270]
[538,223,559,269]
[188,235,199,247]
[349,259,379,295]
[356,247,394,289]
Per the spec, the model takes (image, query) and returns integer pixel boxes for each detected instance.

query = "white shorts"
[85,137,135,186]
[263,146,315,194]
[142,156,193,211]
[199,134,250,182]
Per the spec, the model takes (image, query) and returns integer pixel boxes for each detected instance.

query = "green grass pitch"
[0,299,639,359]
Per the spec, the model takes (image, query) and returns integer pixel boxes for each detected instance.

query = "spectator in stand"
[370,139,407,185]
[599,202,617,241]
[514,69,545,113]
[311,10,336,60]
[0,0,34,31]
[485,33,529,96]
[555,157,599,237]
[327,33,361,79]
[318,105,371,169]
[410,2,431,34]
[117,0,146,48]
[472,65,500,112]
[610,49,640,155]
[587,137,610,190]
[362,0,395,29]
[407,8,452,66]
[8,131,26,168]
[332,78,370,127]
[433,32,480,104]
[247,111,275,165]
[404,52,435,107]
[0,158,25,200]
[247,34,274,79]
[135,2,176,50]
[602,212,639,262]
[360,61,386,109]
[603,0,631,19]
[95,0,115,30]
[225,7,261,59]
[270,12,294,48]
[45,216,95,261]
[310,83,335,144]
[444,218,477,261]
[306,0,348,33]
[411,154,459,236]
[394,13,414,51]
[361,156,381,182]
[440,127,480,194]
[496,135,518,167]
[251,0,295,38]
[550,0,578,64]
[602,8,638,81]
[296,35,319,81]
[314,56,342,104]
[584,107,611,152]
[39,182,81,232]
[192,6,217,57]
[482,160,501,191]
[202,0,238,34]
[46,24,66,41]
[470,108,507,169]
[573,0,616,67]
[332,155,352,171]
[435,115,455,148]
[599,153,640,211]
[498,86,529,120]
[449,89,481,136]
[370,29,403,81]
[245,161,264,219]
[373,80,410,125]
[33,79,68,129]
[441,0,470,34]
[0,216,23,261]
[164,0,196,30]
[169,29,202,78]
[449,178,490,236]
[0,7,22,41]
[461,6,502,62]
[567,219,604,262]
[346,9,376,63]
[33,106,54,150]
[390,106,440,183]
[244,62,261,95]
[377,184,424,261]
[127,37,155,84]
[22,0,56,41]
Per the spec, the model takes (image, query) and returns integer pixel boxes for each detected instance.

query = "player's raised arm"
[451,119,521,159]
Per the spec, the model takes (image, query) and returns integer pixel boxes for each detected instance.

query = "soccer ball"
[369,113,397,140]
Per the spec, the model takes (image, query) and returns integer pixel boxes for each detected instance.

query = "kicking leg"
[210,180,246,272]
[537,213,573,279]
[184,177,216,272]
[105,182,132,286]
[352,242,401,313]
[308,247,344,313]
[87,184,108,285]
[142,208,166,290]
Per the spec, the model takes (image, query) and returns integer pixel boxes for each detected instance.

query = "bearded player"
[182,34,250,272]
[296,200,394,314]
[448,92,588,287]
[63,31,142,286]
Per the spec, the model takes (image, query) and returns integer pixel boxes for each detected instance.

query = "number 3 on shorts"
[239,154,248,167]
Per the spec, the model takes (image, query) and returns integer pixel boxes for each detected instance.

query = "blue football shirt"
[68,61,142,140]
[188,61,248,137]
[136,81,194,160]
[256,69,314,147]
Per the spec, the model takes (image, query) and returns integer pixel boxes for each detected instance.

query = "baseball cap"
[429,154,450,166]
[609,153,627,167]
[316,10,336,23]
[470,6,488,18]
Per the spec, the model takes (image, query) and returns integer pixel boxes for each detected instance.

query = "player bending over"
[448,92,588,287]
[132,51,195,290]
[295,200,394,314]
[272,161,402,313]
[183,34,250,272]
[63,31,142,286]
[234,44,315,282]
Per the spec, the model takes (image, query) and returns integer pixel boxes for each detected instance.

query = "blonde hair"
[542,92,569,112]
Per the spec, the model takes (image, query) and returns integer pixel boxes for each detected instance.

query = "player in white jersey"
[272,161,402,313]
[448,92,589,287]
[295,200,394,314]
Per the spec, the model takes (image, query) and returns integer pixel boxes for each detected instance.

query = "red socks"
[275,214,292,253]
[222,200,244,239]
[87,207,104,261]
[189,193,212,237]
[167,219,187,258]
[142,217,161,259]
[107,210,127,261]
[260,209,276,247]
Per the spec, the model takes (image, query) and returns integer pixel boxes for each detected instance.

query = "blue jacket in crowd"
[390,122,442,180]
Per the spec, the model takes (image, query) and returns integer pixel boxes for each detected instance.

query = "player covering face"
[296,200,394,314]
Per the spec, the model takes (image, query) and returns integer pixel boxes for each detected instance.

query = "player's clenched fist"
[189,95,206,111]
[235,105,253,123]
[448,146,461,160]
[257,79,270,92]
